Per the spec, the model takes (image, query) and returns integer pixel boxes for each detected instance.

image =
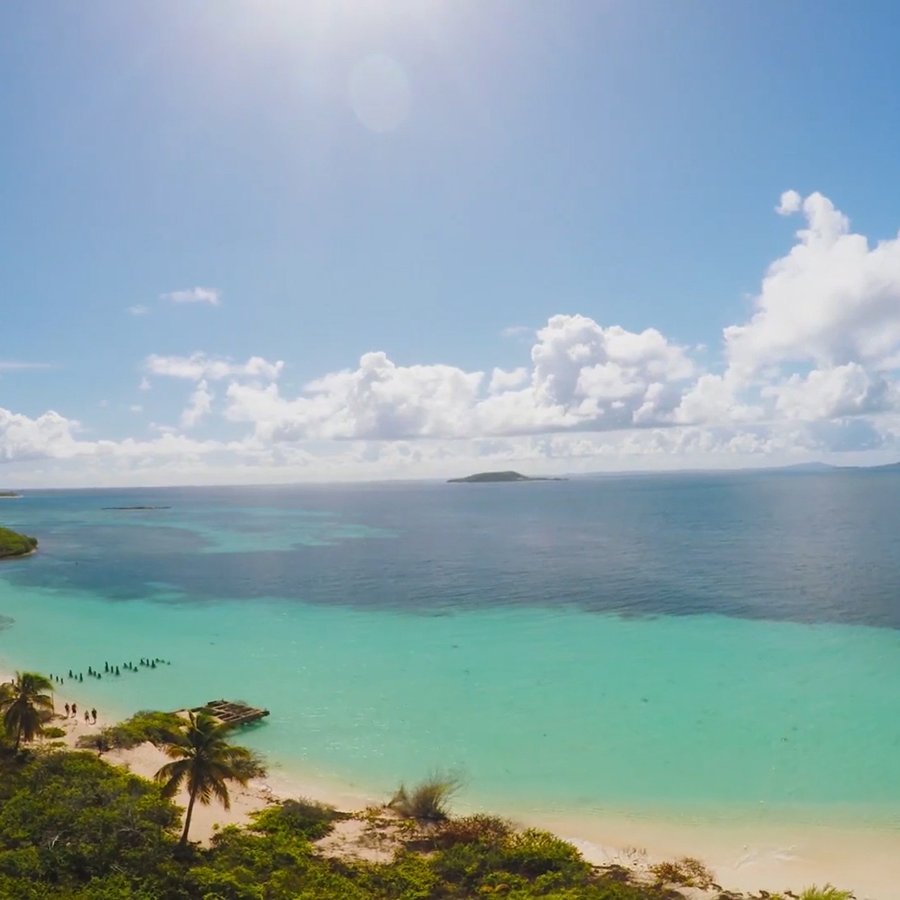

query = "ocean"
[1,471,899,829]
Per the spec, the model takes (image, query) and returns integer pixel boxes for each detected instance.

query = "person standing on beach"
[72,702,77,718]
[64,702,70,717]
[91,708,97,723]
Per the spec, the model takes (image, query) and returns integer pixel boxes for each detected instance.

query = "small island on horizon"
[447,470,567,483]
[102,505,173,511]
[0,491,22,499]
[0,525,38,559]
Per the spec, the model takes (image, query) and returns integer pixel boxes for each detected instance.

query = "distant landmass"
[102,505,172,511]
[773,461,900,474]
[447,470,566,483]
[0,526,38,559]
[0,490,22,499]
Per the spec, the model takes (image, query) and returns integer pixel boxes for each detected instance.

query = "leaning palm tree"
[0,671,54,751]
[154,712,254,846]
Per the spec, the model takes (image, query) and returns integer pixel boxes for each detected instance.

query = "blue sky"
[4,0,900,485]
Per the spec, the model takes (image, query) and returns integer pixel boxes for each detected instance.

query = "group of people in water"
[46,657,172,685]
[43,657,173,728]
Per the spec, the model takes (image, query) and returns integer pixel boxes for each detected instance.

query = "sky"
[4,0,900,486]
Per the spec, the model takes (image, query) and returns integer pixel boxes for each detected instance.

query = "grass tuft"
[389,771,463,821]
[435,814,514,848]
[650,855,715,889]
[800,886,854,900]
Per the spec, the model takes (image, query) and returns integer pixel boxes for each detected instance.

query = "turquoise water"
[1,475,899,828]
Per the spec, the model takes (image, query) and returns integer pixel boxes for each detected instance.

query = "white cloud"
[139,377,152,392]
[144,353,284,382]
[225,351,485,440]
[129,404,143,414]
[128,304,150,316]
[501,325,535,341]
[159,286,221,306]
[0,407,83,461]
[776,189,802,216]
[488,367,528,393]
[10,189,900,486]
[674,373,763,425]
[528,314,695,424]
[725,190,900,376]
[0,361,52,372]
[223,315,697,441]
[763,363,894,421]
[180,380,213,428]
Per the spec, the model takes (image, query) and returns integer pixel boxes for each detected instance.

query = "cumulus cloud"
[763,363,894,421]
[0,407,83,461]
[225,351,485,440]
[180,380,213,428]
[223,315,697,441]
[11,189,900,485]
[528,314,695,424]
[725,190,900,376]
[145,353,284,382]
[488,367,528,393]
[159,286,221,306]
[776,189,802,216]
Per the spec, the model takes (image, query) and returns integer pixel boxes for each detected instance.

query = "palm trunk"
[14,724,22,752]
[179,786,198,845]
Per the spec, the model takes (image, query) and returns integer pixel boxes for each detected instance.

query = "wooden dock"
[188,699,270,727]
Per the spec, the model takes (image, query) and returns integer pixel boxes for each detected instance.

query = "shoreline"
[2,665,897,898]
[0,547,37,560]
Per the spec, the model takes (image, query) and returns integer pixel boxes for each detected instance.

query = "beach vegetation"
[0,526,37,559]
[649,856,715,889]
[0,743,862,900]
[432,825,592,892]
[41,725,67,739]
[100,709,186,749]
[76,729,114,754]
[389,771,463,821]
[250,797,346,841]
[0,750,180,897]
[154,711,255,847]
[0,671,54,751]
[434,813,515,848]
[799,887,853,900]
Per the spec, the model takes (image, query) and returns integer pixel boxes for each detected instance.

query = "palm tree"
[154,712,254,847]
[0,671,54,751]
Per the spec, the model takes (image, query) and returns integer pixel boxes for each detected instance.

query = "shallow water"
[1,473,899,827]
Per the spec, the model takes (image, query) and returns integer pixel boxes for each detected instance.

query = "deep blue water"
[4,470,900,628]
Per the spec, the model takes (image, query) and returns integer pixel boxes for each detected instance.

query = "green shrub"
[436,814,514,849]
[365,850,439,899]
[250,798,345,841]
[99,710,185,749]
[432,825,592,892]
[389,772,462,821]
[41,726,67,739]
[800,887,854,900]
[76,729,113,753]
[650,855,715,888]
[0,751,179,890]
[501,829,590,880]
